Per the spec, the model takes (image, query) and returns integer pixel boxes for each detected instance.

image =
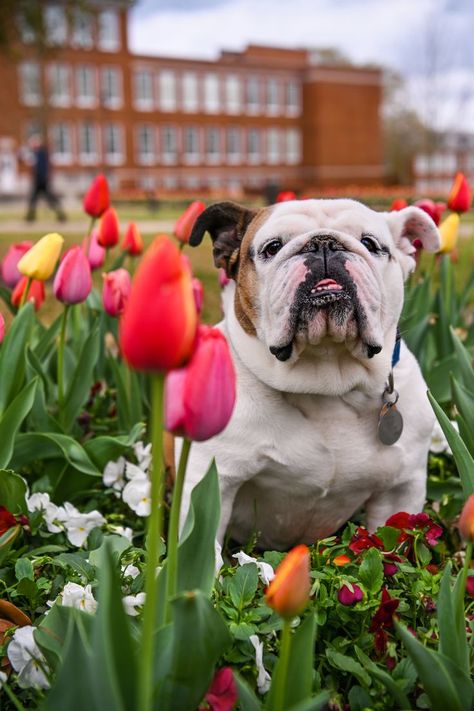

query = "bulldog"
[179,199,440,551]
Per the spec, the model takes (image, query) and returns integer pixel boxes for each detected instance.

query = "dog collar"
[391,327,401,368]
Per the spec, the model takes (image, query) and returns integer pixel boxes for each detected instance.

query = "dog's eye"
[262,239,283,258]
[361,236,378,253]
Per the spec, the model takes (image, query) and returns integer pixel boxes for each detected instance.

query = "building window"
[49,63,71,107]
[76,66,96,107]
[246,77,260,114]
[101,67,122,109]
[136,125,155,165]
[72,9,93,49]
[17,16,35,44]
[98,10,120,52]
[266,79,279,115]
[184,126,200,164]
[50,123,73,164]
[161,125,178,164]
[104,123,124,165]
[78,122,98,164]
[286,129,301,164]
[247,129,261,164]
[204,73,220,113]
[182,72,199,112]
[226,127,241,164]
[134,69,154,110]
[267,128,280,164]
[18,62,42,106]
[205,127,220,164]
[45,5,67,45]
[286,81,300,116]
[225,75,240,114]
[159,70,177,111]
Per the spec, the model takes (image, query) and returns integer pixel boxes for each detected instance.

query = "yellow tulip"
[17,232,64,280]
[438,213,459,254]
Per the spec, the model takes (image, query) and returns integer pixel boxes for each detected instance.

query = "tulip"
[17,232,63,281]
[174,200,206,244]
[120,235,198,372]
[83,174,110,218]
[265,544,311,618]
[122,222,144,256]
[414,199,446,226]
[390,198,408,211]
[276,191,296,202]
[11,277,45,311]
[165,325,236,441]
[218,268,230,288]
[1,241,33,288]
[53,247,92,305]
[0,313,4,344]
[84,228,106,270]
[438,213,459,254]
[98,207,120,248]
[447,172,471,213]
[192,277,204,315]
[102,269,131,317]
[338,583,364,606]
[459,494,474,542]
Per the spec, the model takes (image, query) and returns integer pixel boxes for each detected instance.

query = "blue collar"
[391,328,401,368]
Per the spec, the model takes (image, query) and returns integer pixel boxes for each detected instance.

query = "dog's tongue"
[315,278,342,290]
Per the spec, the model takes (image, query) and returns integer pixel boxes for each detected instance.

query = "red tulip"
[11,277,45,311]
[192,277,204,315]
[0,506,16,536]
[102,268,131,317]
[98,207,120,248]
[459,494,474,542]
[414,199,446,226]
[390,198,408,211]
[447,172,471,213]
[83,174,110,218]
[1,241,33,288]
[338,583,364,606]
[84,228,105,270]
[165,325,236,441]
[276,191,296,202]
[202,668,237,711]
[53,246,92,305]
[174,201,206,244]
[265,544,311,618]
[0,313,4,344]
[122,222,144,256]
[119,235,198,372]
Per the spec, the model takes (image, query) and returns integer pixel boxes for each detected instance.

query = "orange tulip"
[11,277,45,311]
[447,172,471,213]
[174,201,206,244]
[98,207,120,248]
[119,235,198,372]
[459,494,474,542]
[122,222,144,256]
[83,174,110,218]
[265,544,311,618]
[390,198,408,211]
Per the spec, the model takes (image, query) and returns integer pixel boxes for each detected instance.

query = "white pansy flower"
[430,419,458,455]
[122,592,146,617]
[249,634,271,694]
[60,507,106,547]
[122,473,151,516]
[7,626,50,690]
[60,582,98,613]
[0,670,7,688]
[26,492,63,533]
[103,457,126,493]
[122,564,140,579]
[125,462,147,480]
[233,551,275,586]
[109,524,134,542]
[134,441,152,471]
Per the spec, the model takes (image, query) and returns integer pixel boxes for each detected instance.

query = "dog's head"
[190,199,440,394]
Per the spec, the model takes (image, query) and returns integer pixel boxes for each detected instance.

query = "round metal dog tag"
[378,403,403,445]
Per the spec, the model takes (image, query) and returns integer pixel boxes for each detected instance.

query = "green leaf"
[0,301,34,414]
[15,557,34,581]
[54,553,96,580]
[287,692,331,711]
[0,377,38,469]
[451,377,474,458]
[12,432,100,477]
[36,604,94,673]
[355,646,411,709]
[428,390,474,496]
[450,327,474,394]
[88,535,131,568]
[229,564,259,610]
[0,468,27,514]
[437,564,469,675]
[0,524,21,564]
[348,686,372,711]
[358,547,383,595]
[325,649,371,687]
[83,424,143,470]
[376,526,401,551]
[62,323,100,432]
[234,672,261,711]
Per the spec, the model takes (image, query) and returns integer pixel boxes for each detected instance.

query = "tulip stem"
[2,683,27,711]
[165,437,192,623]
[57,305,70,417]
[19,277,32,309]
[273,619,292,711]
[138,372,165,711]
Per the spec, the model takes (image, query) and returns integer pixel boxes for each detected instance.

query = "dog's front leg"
[364,472,427,532]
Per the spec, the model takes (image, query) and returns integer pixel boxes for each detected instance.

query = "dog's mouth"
[306,278,350,307]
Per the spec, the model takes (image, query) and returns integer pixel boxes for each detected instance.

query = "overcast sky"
[129,0,474,131]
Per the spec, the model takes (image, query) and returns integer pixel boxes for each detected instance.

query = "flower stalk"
[57,305,70,414]
[18,277,32,308]
[273,618,292,711]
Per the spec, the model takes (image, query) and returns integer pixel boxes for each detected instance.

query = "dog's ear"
[189,202,258,277]
[386,206,440,277]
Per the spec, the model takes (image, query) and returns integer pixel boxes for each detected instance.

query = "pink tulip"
[218,268,230,288]
[338,583,364,606]
[102,268,131,317]
[192,277,204,315]
[165,325,236,441]
[1,241,33,288]
[0,312,4,343]
[53,246,92,304]
[84,228,106,271]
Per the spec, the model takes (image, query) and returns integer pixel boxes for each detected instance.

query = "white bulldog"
[181,199,440,551]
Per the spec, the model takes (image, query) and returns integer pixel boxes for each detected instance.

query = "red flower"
[414,199,446,226]
[338,583,364,606]
[174,201,206,244]
[390,198,408,211]
[370,588,399,654]
[459,494,474,543]
[382,552,401,576]
[0,506,16,536]
[98,207,120,248]
[102,269,131,317]
[466,576,474,598]
[1,241,33,288]
[385,511,443,547]
[201,667,238,711]
[447,172,471,213]
[83,174,110,218]
[348,527,384,555]
[192,277,204,315]
[53,246,92,305]
[122,222,143,256]
[0,313,4,344]
[276,191,297,202]
[11,277,45,311]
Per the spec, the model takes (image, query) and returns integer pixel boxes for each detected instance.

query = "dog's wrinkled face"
[190,199,440,374]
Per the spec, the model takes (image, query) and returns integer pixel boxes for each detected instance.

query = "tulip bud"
[17,233,64,281]
[53,246,92,305]
[102,269,131,317]
[119,235,198,372]
[447,172,471,213]
[338,583,364,606]
[192,277,204,315]
[390,198,408,211]
[438,213,459,254]
[0,312,4,343]
[276,191,296,202]
[1,241,33,288]
[265,544,311,618]
[122,222,144,256]
[98,208,120,248]
[459,494,474,542]
[11,277,45,311]
[164,325,236,441]
[174,201,206,244]
[414,199,446,227]
[83,174,110,218]
[84,228,106,271]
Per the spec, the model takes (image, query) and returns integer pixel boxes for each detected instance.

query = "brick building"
[0,2,384,197]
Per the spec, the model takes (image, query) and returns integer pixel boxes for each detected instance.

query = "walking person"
[24,134,66,222]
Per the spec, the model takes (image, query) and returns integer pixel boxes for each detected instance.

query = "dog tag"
[378,403,403,445]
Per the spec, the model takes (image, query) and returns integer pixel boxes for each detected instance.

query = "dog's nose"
[304,236,345,253]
